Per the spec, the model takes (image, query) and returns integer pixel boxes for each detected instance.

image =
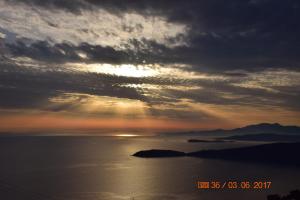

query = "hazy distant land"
[159,123,300,137]
[187,139,233,143]
[221,133,300,142]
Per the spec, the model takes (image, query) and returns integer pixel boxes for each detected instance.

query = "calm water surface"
[0,136,299,200]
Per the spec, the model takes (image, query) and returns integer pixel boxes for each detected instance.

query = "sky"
[0,0,299,133]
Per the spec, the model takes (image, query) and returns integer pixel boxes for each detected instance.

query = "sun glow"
[114,134,140,137]
[49,93,149,118]
[72,63,158,77]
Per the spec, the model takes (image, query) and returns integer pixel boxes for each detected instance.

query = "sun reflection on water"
[114,134,140,137]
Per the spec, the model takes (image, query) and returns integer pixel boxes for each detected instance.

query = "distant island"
[221,133,300,142]
[133,142,300,166]
[187,139,232,143]
[132,150,186,158]
[159,123,300,137]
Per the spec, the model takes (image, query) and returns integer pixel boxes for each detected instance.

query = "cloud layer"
[0,0,299,130]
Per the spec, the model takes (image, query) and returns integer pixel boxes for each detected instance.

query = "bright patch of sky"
[0,1,188,48]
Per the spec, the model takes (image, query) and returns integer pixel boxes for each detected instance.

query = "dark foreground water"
[0,136,299,200]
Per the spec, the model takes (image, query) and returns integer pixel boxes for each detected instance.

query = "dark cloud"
[5,40,131,64]
[160,78,300,112]
[0,58,299,121]
[0,62,147,110]
[1,0,300,121]
[4,38,170,65]
[3,0,300,72]
[6,35,300,73]
[4,0,91,13]
[6,0,300,34]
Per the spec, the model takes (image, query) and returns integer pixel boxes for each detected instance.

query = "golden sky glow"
[0,114,224,133]
[0,0,299,134]
[0,99,299,134]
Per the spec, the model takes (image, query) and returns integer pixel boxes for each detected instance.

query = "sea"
[0,135,299,200]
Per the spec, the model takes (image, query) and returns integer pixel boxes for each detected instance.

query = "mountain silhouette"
[159,123,300,136]
[222,133,300,142]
